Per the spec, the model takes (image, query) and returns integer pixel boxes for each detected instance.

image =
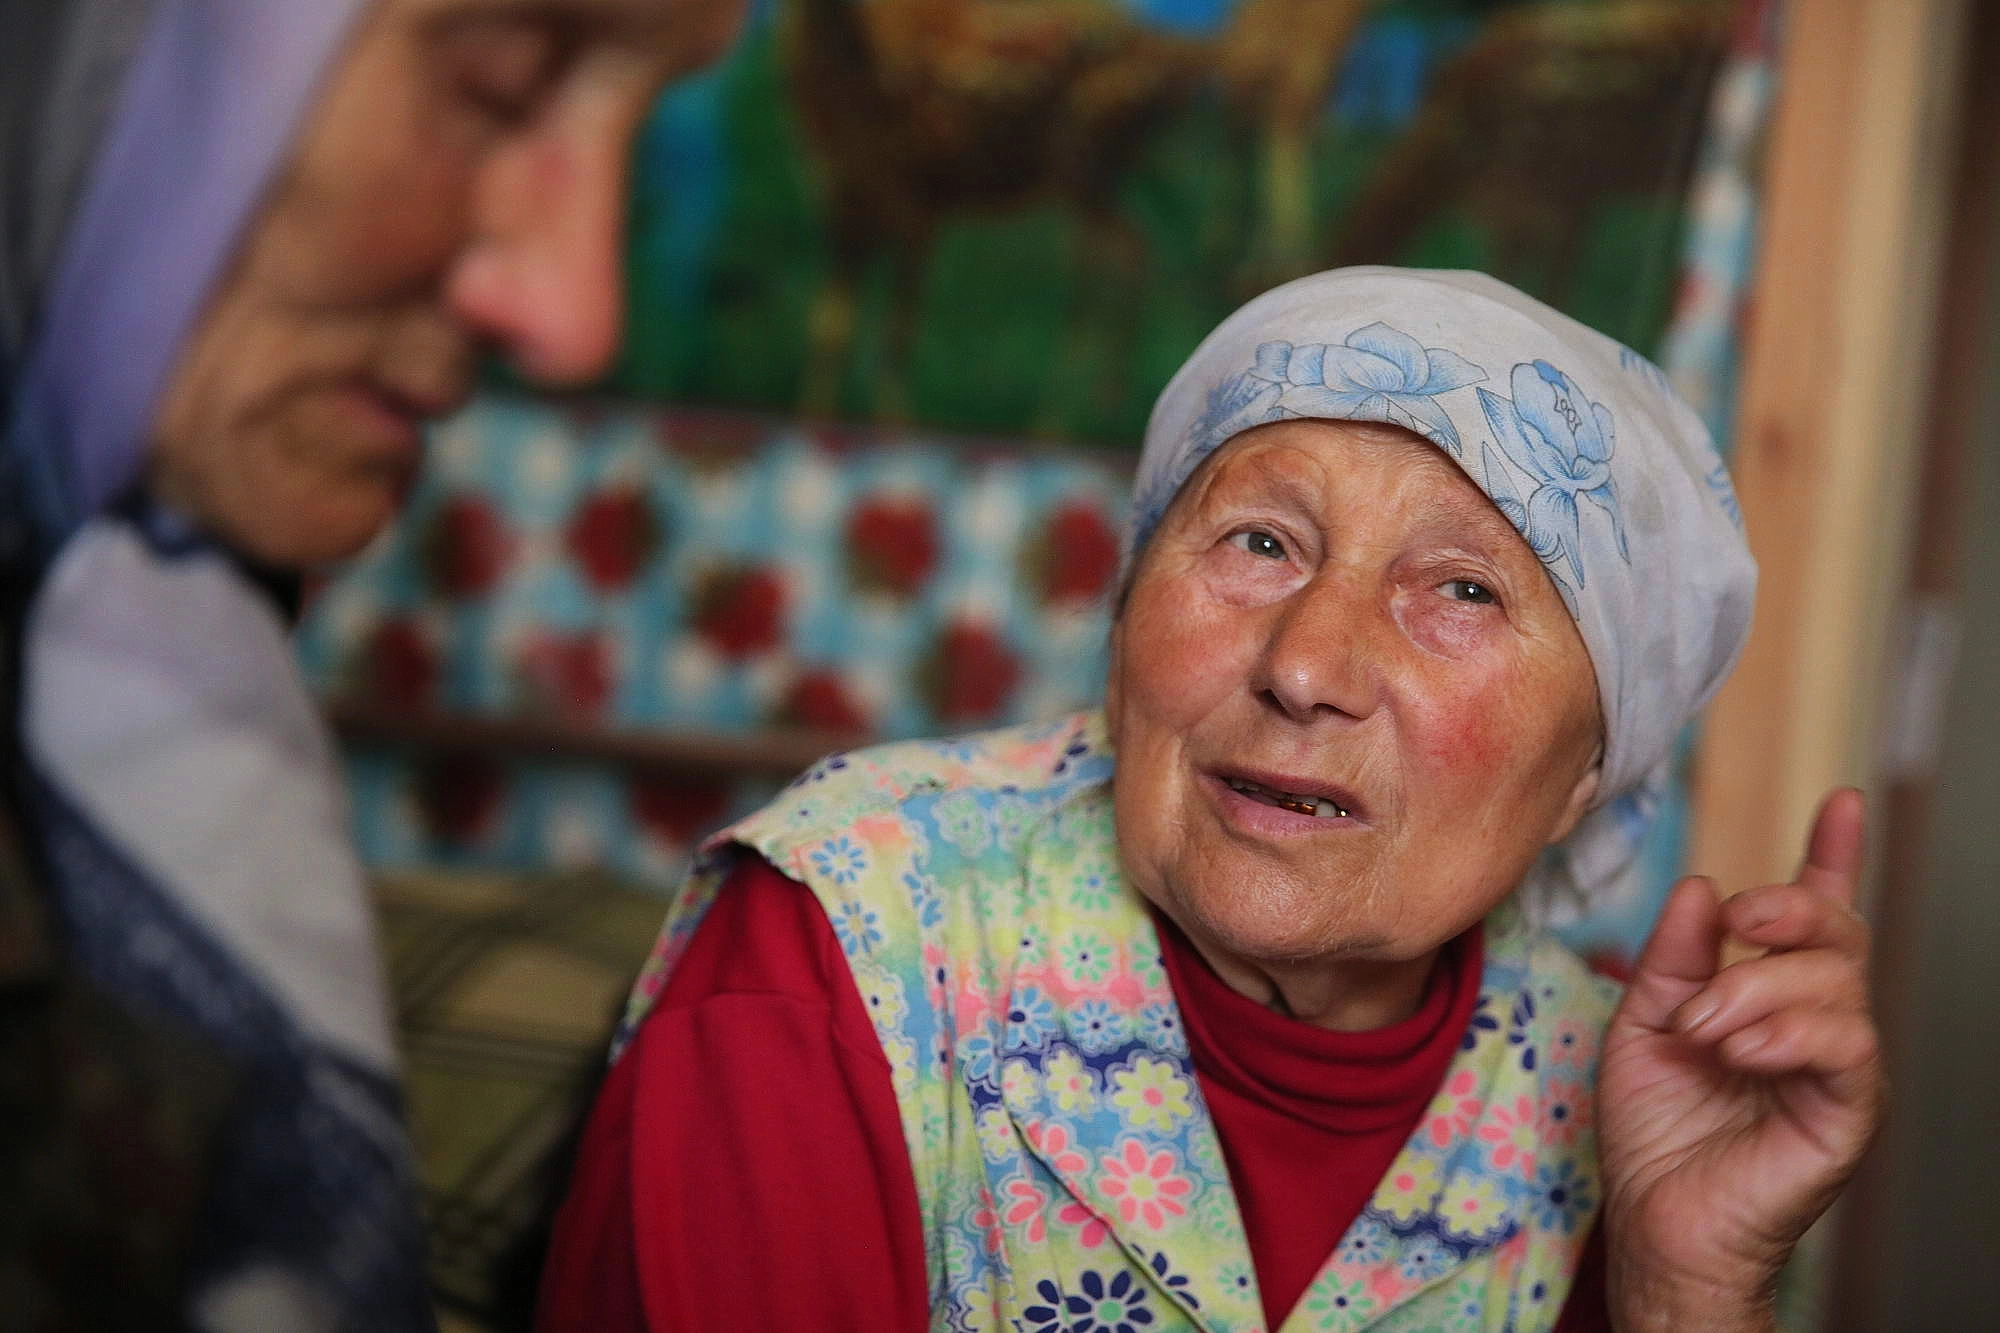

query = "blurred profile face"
[1106,420,1603,1009]
[147,0,745,568]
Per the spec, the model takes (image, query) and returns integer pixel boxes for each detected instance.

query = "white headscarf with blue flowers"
[1129,267,1756,923]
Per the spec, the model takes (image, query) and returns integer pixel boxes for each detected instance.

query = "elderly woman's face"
[1107,420,1602,990]
[146,0,743,568]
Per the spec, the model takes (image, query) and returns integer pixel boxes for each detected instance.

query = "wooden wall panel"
[1688,0,1971,897]
[1826,1,2000,1327]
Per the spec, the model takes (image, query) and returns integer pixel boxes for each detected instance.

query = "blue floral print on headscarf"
[1200,323,1488,454]
[1475,360,1631,613]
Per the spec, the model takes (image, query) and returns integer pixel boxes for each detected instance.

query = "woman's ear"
[1548,746,1603,845]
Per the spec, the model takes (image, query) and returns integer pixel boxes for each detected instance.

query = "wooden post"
[1688,0,1971,898]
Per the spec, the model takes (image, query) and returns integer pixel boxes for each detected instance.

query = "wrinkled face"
[1107,419,1603,973]
[148,0,745,567]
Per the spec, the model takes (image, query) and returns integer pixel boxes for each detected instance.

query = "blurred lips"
[324,376,467,460]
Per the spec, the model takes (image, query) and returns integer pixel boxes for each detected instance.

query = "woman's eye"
[1227,530,1288,560]
[1442,579,1497,605]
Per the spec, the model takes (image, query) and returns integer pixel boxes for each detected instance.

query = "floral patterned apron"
[622,712,1617,1333]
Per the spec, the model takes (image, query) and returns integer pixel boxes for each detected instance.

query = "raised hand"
[1595,788,1886,1332]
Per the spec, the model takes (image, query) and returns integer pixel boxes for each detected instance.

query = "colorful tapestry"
[611,0,1733,446]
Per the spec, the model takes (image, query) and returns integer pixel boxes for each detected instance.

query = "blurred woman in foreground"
[0,1,739,1325]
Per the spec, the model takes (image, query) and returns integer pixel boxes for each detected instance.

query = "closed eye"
[1227,529,1288,560]
[435,13,582,125]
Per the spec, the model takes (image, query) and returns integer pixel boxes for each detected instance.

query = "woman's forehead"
[1184,420,1520,543]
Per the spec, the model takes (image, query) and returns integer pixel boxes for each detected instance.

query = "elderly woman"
[541,269,1882,1332]
[1,1,739,1328]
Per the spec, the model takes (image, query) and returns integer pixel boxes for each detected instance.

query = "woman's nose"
[444,131,627,387]
[1255,579,1383,724]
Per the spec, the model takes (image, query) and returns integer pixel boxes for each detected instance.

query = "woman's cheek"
[1403,653,1580,799]
[1407,681,1510,777]
[1125,580,1245,717]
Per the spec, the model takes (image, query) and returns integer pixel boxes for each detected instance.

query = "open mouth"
[1222,775,1354,821]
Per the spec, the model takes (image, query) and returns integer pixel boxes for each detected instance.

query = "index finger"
[1795,786,1866,905]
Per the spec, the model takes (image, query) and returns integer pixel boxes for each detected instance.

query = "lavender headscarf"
[1130,268,1756,924]
[3,0,369,547]
[2,4,436,1331]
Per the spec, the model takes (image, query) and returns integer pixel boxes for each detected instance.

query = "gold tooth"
[1234,777,1349,819]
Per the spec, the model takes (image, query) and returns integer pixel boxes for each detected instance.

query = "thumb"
[1795,786,1866,905]
[1615,875,1724,1033]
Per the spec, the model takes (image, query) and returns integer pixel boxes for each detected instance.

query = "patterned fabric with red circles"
[295,399,1131,885]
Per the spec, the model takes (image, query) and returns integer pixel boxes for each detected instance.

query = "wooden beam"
[1689,0,1971,895]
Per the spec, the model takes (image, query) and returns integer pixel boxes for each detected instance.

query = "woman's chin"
[227,482,402,570]
[1166,883,1387,968]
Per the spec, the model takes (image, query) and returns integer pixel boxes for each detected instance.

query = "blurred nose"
[444,130,627,386]
[1254,575,1384,725]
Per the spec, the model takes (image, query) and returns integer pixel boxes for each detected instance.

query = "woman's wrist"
[1610,1299,1777,1333]
[1606,1252,1781,1333]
